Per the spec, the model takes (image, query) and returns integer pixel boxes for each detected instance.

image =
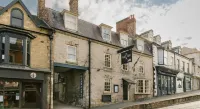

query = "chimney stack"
[116,15,136,37]
[69,0,78,15]
[38,0,49,22]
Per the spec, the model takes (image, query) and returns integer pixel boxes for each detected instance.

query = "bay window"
[0,32,30,66]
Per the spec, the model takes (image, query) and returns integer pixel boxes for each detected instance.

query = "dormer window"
[102,27,111,42]
[120,32,128,47]
[100,23,112,42]
[11,8,24,27]
[63,10,77,31]
[137,39,144,52]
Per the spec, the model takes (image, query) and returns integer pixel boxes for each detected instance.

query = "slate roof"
[0,6,3,10]
[47,9,153,56]
[0,0,51,30]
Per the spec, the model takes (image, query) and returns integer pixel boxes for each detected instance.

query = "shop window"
[11,8,24,28]
[0,80,19,108]
[105,54,111,68]
[0,32,30,66]
[135,79,150,94]
[104,78,111,93]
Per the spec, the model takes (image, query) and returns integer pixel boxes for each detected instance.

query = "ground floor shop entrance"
[0,68,49,109]
[0,80,42,109]
[184,75,192,92]
[157,74,175,96]
[156,66,178,96]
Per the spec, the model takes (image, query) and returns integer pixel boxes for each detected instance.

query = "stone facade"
[141,30,193,97]
[90,42,153,107]
[0,1,52,109]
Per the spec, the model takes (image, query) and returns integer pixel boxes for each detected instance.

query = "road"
[159,100,200,109]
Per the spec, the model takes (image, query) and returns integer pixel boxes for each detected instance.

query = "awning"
[123,78,135,84]
[54,62,88,72]
[156,66,179,75]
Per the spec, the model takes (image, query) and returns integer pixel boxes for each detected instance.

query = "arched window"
[11,8,23,27]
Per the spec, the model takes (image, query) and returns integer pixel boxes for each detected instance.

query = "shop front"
[176,72,184,93]
[0,68,50,109]
[184,73,192,92]
[156,66,179,96]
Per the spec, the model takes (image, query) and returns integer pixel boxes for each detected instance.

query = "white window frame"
[64,13,78,31]
[105,53,112,68]
[121,39,128,47]
[67,45,77,63]
[135,79,150,94]
[138,45,144,51]
[102,27,111,42]
[138,61,144,73]
[104,78,111,93]
[122,64,128,71]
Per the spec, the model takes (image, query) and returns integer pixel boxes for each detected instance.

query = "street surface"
[159,100,200,109]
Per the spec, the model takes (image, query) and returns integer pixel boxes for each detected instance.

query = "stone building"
[141,30,193,97]
[0,0,53,109]
[182,47,200,90]
[37,0,154,108]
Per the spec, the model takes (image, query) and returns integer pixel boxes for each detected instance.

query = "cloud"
[1,0,200,49]
[184,37,192,40]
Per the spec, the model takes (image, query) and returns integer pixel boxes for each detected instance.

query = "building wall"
[53,31,89,67]
[90,42,153,107]
[0,3,50,70]
[0,2,52,109]
[53,31,89,107]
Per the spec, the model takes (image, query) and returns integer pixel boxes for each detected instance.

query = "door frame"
[123,80,129,100]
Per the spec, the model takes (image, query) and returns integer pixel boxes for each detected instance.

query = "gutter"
[88,40,91,109]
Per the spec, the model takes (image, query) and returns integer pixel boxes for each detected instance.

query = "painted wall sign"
[30,72,37,78]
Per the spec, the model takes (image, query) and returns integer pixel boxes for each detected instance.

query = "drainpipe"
[174,52,176,93]
[48,30,54,109]
[88,40,91,109]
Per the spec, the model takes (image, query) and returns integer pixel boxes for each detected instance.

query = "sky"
[1,0,200,49]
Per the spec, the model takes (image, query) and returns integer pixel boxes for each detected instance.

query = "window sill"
[135,93,150,95]
[104,67,112,72]
[103,92,111,95]
[66,61,77,65]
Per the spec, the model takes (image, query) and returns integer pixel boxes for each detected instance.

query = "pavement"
[53,101,83,109]
[53,90,200,109]
[92,90,200,109]
[158,100,200,109]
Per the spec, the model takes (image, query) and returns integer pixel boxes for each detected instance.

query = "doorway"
[21,82,42,108]
[123,80,128,100]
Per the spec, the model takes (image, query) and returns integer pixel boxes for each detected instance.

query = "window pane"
[27,39,30,66]
[11,18,23,27]
[12,9,23,18]
[0,36,5,63]
[9,37,23,64]
[0,80,19,108]
[68,54,76,60]
[68,46,76,55]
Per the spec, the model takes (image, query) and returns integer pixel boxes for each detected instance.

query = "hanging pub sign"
[117,45,134,65]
